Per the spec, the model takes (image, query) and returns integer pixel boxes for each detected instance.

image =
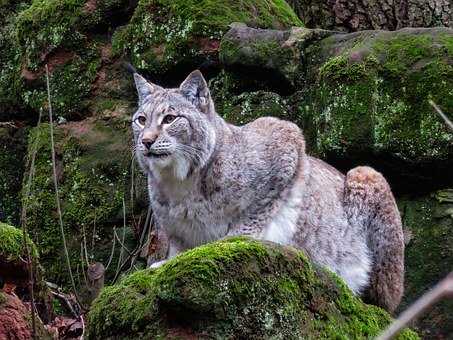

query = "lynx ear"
[180,70,213,115]
[134,73,160,104]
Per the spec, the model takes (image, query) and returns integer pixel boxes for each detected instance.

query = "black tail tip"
[123,62,137,75]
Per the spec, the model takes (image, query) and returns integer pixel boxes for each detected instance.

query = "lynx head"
[132,70,217,181]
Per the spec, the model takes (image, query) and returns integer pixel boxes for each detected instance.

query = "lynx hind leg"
[344,166,404,313]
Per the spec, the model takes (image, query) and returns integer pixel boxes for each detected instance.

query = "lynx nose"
[142,137,156,150]
[142,131,158,150]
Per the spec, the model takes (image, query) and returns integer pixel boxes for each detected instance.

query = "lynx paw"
[149,259,167,269]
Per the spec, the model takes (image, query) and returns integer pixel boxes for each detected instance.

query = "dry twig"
[429,100,453,131]
[45,65,85,312]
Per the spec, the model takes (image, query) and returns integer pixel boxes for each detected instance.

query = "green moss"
[9,0,105,119]
[15,0,86,70]
[298,29,453,162]
[113,0,302,73]
[397,191,453,338]
[22,119,134,286]
[87,237,418,339]
[0,222,38,262]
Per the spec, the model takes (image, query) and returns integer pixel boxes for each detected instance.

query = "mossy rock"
[21,116,146,286]
[0,125,28,225]
[397,190,453,338]
[216,26,452,189]
[112,0,302,75]
[219,24,333,88]
[1,0,136,120]
[0,222,38,264]
[210,71,291,125]
[87,237,418,339]
[298,28,453,167]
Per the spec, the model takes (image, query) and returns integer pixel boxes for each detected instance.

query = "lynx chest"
[151,187,231,249]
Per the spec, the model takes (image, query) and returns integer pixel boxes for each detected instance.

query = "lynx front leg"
[148,237,184,268]
[344,166,404,313]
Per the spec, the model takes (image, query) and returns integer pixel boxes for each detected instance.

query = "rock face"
[87,237,418,339]
[113,0,302,75]
[287,0,452,32]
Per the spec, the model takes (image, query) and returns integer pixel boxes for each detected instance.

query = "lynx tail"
[344,166,404,313]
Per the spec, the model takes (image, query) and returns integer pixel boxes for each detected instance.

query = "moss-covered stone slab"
[299,28,453,165]
[398,190,453,338]
[220,23,334,88]
[21,116,146,286]
[87,237,418,339]
[112,0,302,74]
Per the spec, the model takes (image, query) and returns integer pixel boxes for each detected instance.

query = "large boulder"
[87,237,418,339]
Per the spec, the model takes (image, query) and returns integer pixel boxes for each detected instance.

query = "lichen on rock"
[87,237,418,339]
[299,28,453,165]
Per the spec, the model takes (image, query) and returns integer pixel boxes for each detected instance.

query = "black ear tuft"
[179,70,213,115]
[134,73,159,104]
[123,62,137,74]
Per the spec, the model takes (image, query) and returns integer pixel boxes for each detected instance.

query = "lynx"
[131,70,405,312]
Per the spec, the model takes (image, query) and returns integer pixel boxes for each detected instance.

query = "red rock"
[0,293,32,340]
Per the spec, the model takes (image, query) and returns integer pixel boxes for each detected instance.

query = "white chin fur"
[173,154,191,180]
[149,153,191,181]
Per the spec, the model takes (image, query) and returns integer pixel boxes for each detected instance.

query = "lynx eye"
[162,114,177,125]
[134,116,147,127]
